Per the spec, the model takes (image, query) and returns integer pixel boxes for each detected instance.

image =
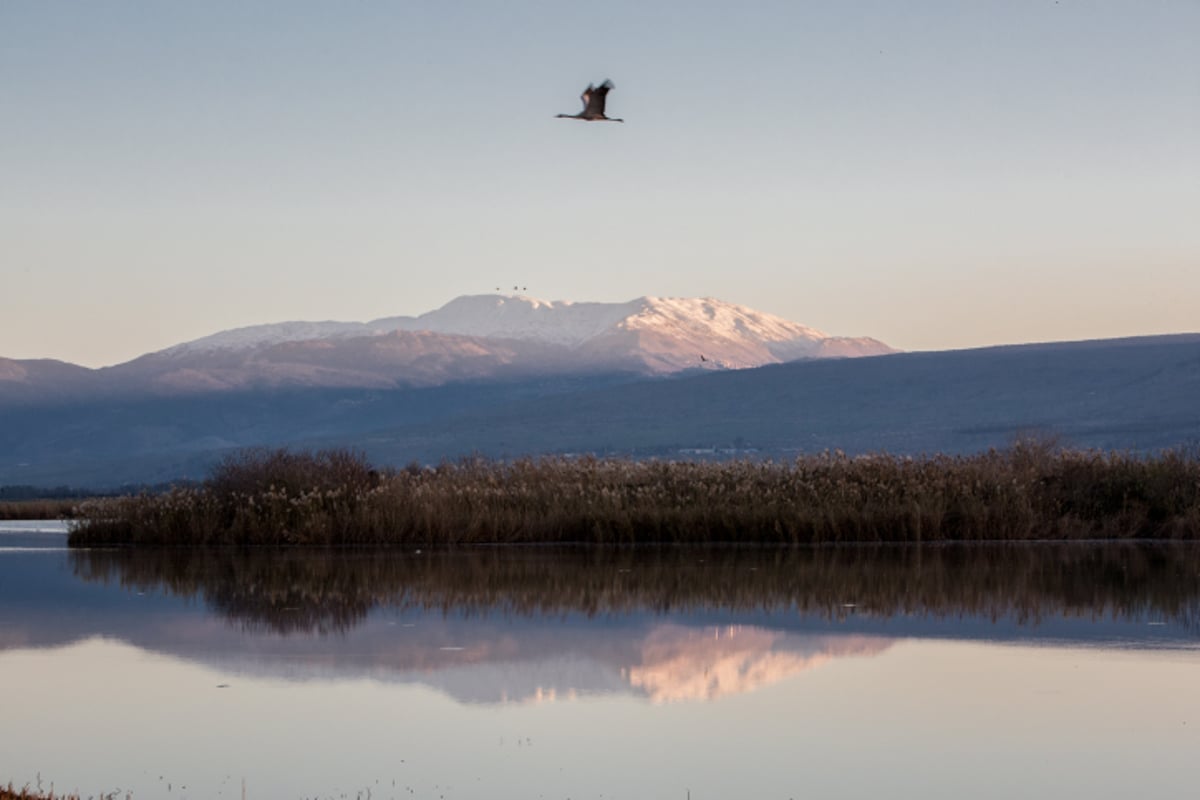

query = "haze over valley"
[1,293,1195,489]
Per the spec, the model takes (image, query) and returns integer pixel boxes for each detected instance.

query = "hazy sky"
[3,1,1197,367]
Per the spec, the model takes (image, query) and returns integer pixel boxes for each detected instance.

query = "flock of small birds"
[486,81,621,294]
[486,80,620,297]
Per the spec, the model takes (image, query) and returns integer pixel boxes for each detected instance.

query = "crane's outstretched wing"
[583,80,613,116]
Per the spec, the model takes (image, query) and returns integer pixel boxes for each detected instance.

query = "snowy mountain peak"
[154,294,894,375]
[620,296,827,344]
[371,294,639,347]
[367,294,836,352]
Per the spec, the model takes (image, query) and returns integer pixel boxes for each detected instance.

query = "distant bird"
[556,80,623,122]
[700,354,708,362]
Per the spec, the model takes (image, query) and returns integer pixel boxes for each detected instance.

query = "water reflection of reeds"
[69,544,1200,636]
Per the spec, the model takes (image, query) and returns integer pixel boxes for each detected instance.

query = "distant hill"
[0,294,893,403]
[1,334,1197,490]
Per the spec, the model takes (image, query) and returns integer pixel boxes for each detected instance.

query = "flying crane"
[556,80,623,123]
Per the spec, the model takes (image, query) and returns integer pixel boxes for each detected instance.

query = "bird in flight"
[556,80,623,122]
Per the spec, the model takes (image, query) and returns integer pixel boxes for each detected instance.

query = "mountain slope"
[113,331,593,393]
[0,358,97,403]
[175,294,895,370]
[1,334,1197,489]
[0,295,893,402]
[349,334,1200,464]
[173,294,852,354]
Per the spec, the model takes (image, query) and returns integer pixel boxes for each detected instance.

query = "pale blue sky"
[3,1,1197,367]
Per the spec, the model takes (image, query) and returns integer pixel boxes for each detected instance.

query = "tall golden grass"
[68,442,1200,547]
[0,499,83,520]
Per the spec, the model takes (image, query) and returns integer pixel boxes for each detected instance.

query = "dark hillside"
[2,335,1197,489]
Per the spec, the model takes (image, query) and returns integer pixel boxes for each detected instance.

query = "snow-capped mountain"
[0,295,894,399]
[382,295,886,367]
[164,294,893,370]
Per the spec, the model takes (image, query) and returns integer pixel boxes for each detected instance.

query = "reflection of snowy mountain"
[0,551,898,704]
[5,545,1198,708]
[626,625,892,702]
[402,623,894,705]
[3,612,894,705]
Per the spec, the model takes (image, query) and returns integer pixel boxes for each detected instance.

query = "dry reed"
[0,783,103,800]
[0,499,83,520]
[68,442,1200,547]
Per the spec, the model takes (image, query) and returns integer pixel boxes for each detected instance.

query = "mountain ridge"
[2,333,1197,489]
[164,294,885,361]
[0,294,894,402]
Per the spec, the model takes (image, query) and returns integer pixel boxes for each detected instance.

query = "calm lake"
[2,522,1198,800]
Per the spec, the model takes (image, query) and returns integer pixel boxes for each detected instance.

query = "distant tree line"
[0,481,199,502]
[0,484,105,501]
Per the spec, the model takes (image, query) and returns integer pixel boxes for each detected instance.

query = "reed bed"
[0,784,102,800]
[68,443,1200,547]
[0,499,83,520]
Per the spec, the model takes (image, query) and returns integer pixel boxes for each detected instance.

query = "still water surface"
[2,522,1198,799]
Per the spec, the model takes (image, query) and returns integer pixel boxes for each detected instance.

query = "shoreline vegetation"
[67,442,1200,547]
[0,785,95,800]
[0,499,86,521]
